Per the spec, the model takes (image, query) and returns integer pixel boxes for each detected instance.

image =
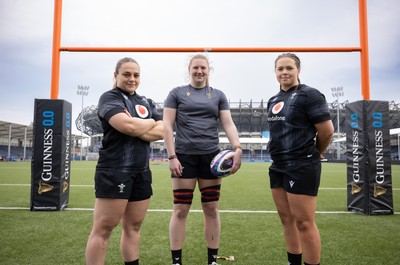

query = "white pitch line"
[0,207,399,215]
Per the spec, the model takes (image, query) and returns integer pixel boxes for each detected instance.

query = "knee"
[202,202,219,219]
[174,207,190,220]
[122,220,142,233]
[92,222,117,242]
[295,219,314,232]
[277,210,296,227]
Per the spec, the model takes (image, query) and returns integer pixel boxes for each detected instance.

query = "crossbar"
[59,47,361,53]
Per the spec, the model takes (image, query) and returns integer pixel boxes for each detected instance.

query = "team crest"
[272,101,284,114]
[135,105,149,118]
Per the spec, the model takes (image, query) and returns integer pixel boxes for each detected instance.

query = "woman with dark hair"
[85,57,164,265]
[267,53,334,265]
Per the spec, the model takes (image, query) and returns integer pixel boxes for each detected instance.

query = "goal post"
[49,0,371,101]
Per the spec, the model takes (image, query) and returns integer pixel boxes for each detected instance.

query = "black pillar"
[345,100,393,215]
[31,99,72,211]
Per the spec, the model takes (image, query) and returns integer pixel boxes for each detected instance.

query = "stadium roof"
[0,120,86,146]
[332,127,400,142]
[0,121,33,142]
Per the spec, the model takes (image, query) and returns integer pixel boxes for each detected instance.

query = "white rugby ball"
[210,150,234,178]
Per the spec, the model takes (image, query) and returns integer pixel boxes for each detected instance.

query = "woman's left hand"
[230,149,242,174]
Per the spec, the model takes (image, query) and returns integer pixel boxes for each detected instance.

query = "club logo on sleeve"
[272,101,284,114]
[135,105,149,118]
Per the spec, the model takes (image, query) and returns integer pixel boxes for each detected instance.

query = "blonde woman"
[163,54,242,265]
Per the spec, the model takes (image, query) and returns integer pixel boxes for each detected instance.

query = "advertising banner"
[365,101,393,214]
[345,100,393,215]
[30,99,72,211]
[345,101,367,213]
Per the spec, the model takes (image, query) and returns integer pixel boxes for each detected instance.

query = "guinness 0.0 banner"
[30,99,72,211]
[345,102,367,213]
[345,100,393,215]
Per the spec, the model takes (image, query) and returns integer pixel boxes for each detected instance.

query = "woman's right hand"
[169,158,184,177]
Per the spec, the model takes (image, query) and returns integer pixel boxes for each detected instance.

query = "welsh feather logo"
[272,101,284,114]
[135,105,149,118]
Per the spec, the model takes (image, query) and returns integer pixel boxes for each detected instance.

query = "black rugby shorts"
[175,151,220,179]
[94,169,153,201]
[269,157,321,196]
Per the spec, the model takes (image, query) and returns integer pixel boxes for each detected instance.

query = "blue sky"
[0,0,399,135]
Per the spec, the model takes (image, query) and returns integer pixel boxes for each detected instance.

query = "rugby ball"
[210,150,234,178]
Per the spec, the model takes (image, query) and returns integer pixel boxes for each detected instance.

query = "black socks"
[171,249,182,265]
[288,252,302,265]
[124,259,139,265]
[208,248,218,265]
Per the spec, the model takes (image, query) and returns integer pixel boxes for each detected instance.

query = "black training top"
[96,87,162,171]
[267,84,331,162]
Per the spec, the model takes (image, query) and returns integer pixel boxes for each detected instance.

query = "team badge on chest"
[135,105,149,118]
[272,101,284,114]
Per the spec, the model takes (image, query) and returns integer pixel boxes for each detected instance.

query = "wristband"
[168,155,177,160]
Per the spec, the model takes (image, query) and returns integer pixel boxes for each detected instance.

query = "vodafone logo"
[272,101,284,114]
[135,105,149,118]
